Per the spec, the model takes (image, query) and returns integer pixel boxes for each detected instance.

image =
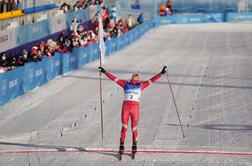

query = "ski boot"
[132,142,137,159]
[118,142,124,161]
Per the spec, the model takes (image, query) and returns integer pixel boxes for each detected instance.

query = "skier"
[98,66,167,159]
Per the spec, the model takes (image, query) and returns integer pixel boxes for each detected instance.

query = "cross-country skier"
[98,66,167,159]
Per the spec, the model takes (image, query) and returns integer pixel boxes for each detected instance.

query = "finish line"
[1,149,252,156]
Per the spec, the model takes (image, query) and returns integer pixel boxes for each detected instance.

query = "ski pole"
[165,72,186,139]
[98,11,105,141]
[99,54,104,141]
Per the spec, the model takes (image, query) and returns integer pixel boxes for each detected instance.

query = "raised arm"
[141,66,167,90]
[98,67,126,88]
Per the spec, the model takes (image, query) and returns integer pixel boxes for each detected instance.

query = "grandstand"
[1,1,55,30]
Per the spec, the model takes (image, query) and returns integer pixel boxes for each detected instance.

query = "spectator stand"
[0,0,92,30]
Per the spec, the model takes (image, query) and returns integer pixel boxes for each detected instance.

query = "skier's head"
[131,73,140,83]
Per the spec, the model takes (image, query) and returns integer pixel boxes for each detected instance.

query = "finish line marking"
[1,149,252,156]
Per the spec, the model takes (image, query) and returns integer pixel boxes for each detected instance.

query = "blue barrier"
[76,47,89,68]
[88,44,100,62]
[158,13,224,25]
[23,58,47,92]
[16,20,50,46]
[0,68,24,105]
[226,12,252,22]
[0,20,154,105]
[105,39,111,56]
[110,38,117,53]
[172,0,237,13]
[46,53,62,82]
[22,4,58,14]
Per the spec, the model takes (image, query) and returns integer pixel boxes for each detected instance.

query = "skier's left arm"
[141,66,167,90]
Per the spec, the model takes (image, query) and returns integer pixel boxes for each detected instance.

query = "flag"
[98,12,105,65]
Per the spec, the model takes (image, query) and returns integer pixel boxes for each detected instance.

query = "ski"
[118,153,123,161]
[131,152,136,159]
[132,143,137,160]
[118,144,124,161]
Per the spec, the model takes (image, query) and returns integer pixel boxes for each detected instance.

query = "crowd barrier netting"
[0,21,151,105]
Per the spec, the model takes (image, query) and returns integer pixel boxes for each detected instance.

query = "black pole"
[32,0,35,23]
[165,72,186,139]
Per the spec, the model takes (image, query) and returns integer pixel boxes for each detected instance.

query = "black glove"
[98,66,106,73]
[160,65,167,75]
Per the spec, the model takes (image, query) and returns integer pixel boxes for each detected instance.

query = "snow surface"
[0,23,252,165]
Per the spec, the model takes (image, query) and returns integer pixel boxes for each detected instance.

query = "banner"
[61,52,71,74]
[76,47,89,68]
[23,58,47,92]
[16,20,50,46]
[110,38,117,53]
[158,13,224,25]
[46,53,62,81]
[0,68,24,105]
[0,29,17,52]
[49,15,67,34]
[105,39,111,56]
[226,12,252,22]
[131,0,141,9]
[88,44,100,62]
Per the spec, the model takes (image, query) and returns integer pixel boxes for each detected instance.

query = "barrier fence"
[0,21,151,105]
[1,12,252,105]
[155,12,252,26]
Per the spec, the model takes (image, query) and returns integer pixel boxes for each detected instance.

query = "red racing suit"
[104,71,161,143]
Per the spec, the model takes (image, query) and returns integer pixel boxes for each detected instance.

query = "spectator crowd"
[0,4,144,73]
[159,0,173,16]
[0,0,22,13]
[60,0,103,13]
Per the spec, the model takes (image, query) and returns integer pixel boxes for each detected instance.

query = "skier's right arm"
[98,67,126,87]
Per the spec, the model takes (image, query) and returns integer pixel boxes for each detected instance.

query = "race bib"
[124,82,142,102]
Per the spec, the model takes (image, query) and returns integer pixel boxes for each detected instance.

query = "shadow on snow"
[166,123,252,131]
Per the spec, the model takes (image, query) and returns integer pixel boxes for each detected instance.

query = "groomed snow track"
[0,23,252,165]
